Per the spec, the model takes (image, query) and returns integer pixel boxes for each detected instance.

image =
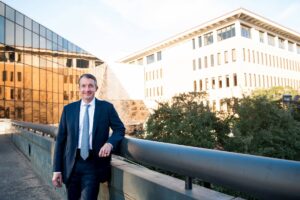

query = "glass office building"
[0,2,103,124]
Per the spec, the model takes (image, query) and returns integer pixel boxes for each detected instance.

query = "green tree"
[251,86,298,100]
[225,95,300,161]
[145,92,229,149]
[251,86,300,122]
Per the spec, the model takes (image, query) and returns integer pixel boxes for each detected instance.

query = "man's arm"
[107,104,125,147]
[52,107,67,187]
[99,104,125,157]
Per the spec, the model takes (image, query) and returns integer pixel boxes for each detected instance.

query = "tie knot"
[85,104,90,108]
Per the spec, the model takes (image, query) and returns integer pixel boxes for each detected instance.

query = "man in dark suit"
[52,73,125,200]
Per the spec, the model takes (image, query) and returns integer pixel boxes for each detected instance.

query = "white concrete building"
[119,8,300,111]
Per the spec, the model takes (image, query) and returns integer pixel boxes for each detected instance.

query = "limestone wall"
[91,63,150,134]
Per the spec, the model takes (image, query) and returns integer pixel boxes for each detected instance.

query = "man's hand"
[52,172,63,188]
[99,143,113,157]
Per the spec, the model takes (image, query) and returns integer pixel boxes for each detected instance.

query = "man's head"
[78,73,98,103]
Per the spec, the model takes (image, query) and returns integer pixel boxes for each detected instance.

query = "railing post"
[185,176,192,190]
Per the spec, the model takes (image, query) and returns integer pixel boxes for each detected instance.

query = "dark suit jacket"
[53,98,125,184]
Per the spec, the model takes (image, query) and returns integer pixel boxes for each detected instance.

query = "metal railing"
[13,121,57,137]
[12,121,300,199]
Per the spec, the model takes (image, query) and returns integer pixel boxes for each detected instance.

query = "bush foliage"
[144,88,300,161]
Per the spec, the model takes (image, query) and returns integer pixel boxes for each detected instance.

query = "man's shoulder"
[96,98,113,107]
[64,100,81,110]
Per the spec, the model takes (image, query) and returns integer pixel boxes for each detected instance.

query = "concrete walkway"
[0,134,62,200]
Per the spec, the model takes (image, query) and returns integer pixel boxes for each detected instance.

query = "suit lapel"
[74,100,81,141]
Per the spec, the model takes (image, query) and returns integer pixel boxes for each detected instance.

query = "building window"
[297,44,300,54]
[2,70,7,81]
[69,75,73,83]
[267,34,275,46]
[193,80,197,92]
[10,72,14,82]
[63,91,69,100]
[198,36,202,47]
[146,54,155,64]
[249,74,252,87]
[0,16,4,43]
[259,31,264,43]
[212,100,216,112]
[199,80,203,91]
[241,25,251,38]
[204,32,213,45]
[192,38,195,49]
[64,75,68,83]
[232,49,236,62]
[224,51,228,63]
[217,24,235,41]
[198,58,201,69]
[210,54,214,67]
[17,72,22,81]
[157,51,162,61]
[9,52,15,62]
[10,88,14,99]
[226,75,230,87]
[17,88,22,100]
[218,76,222,88]
[288,41,294,52]
[204,56,208,68]
[278,38,285,49]
[233,74,237,86]
[217,53,221,65]
[212,78,215,89]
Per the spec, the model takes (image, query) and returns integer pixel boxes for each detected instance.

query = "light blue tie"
[80,104,90,160]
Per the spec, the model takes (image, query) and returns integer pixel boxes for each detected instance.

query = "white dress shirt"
[78,97,95,150]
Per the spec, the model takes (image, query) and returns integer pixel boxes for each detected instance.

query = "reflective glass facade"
[0,2,103,124]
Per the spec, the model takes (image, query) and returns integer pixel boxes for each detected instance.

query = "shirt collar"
[81,97,95,107]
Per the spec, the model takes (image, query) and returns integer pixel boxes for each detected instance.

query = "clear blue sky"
[2,0,300,62]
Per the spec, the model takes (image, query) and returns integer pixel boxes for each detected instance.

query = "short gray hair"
[78,73,98,88]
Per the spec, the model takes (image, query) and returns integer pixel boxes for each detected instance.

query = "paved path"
[0,134,62,200]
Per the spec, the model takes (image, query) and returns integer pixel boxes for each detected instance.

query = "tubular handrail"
[12,121,57,138]
[12,121,300,199]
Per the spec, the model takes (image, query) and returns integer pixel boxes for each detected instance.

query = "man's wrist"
[106,142,113,150]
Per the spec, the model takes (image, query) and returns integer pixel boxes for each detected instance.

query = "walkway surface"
[0,134,62,200]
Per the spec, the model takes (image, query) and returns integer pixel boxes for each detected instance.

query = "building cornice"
[118,8,300,63]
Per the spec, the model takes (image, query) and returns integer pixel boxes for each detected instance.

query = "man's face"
[79,77,97,103]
